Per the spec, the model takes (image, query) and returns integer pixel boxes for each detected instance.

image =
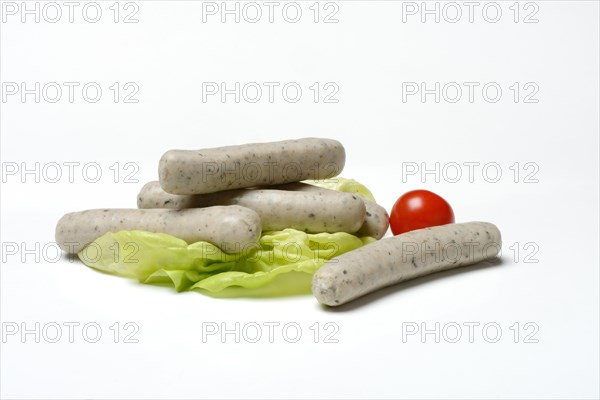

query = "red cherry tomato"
[390,190,455,235]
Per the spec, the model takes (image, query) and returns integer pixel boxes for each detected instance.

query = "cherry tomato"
[389,190,455,235]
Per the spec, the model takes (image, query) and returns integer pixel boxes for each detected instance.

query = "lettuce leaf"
[303,178,376,202]
[78,178,377,294]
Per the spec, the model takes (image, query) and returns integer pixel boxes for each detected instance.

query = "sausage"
[312,222,501,306]
[137,181,366,233]
[275,182,389,239]
[159,138,345,195]
[55,206,261,254]
[354,199,390,239]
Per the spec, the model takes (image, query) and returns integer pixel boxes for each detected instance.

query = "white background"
[1,1,599,399]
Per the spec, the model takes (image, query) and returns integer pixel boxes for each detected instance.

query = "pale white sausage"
[313,222,501,306]
[159,138,345,194]
[137,181,366,233]
[55,206,261,253]
[274,182,389,239]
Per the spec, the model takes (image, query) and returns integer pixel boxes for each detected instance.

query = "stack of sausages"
[55,138,389,254]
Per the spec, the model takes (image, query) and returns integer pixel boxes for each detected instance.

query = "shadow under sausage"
[318,257,505,312]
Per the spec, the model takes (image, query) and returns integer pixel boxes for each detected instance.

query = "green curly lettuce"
[78,178,377,294]
[303,178,376,202]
